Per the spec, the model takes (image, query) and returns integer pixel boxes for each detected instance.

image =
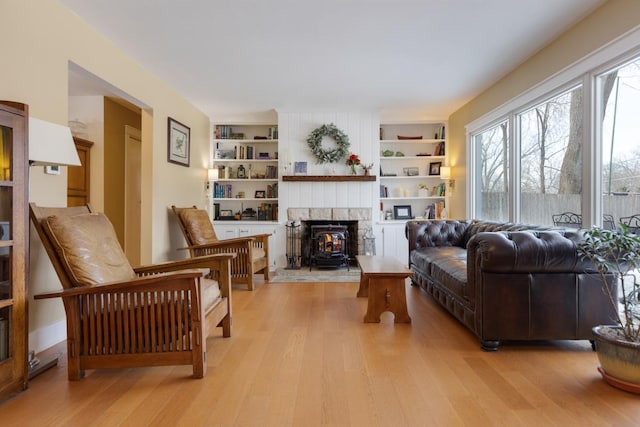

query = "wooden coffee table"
[356,255,412,323]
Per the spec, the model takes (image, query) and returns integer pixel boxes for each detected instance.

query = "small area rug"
[271,267,360,283]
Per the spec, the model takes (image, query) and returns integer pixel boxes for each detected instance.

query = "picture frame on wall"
[167,117,190,167]
[429,161,442,176]
[393,205,413,220]
[294,161,307,175]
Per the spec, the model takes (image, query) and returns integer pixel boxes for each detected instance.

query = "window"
[474,121,509,221]
[468,27,640,228]
[518,86,583,226]
[600,58,640,229]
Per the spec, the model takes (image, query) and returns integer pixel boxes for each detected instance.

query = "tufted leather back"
[42,212,136,287]
[179,208,219,245]
[463,219,553,247]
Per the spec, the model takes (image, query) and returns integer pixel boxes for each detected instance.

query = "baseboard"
[29,319,66,354]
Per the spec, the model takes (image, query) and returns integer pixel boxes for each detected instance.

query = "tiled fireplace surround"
[287,208,373,263]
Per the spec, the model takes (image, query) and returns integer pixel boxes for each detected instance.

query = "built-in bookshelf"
[378,121,449,221]
[211,123,279,222]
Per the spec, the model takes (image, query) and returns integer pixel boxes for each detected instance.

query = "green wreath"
[306,123,350,164]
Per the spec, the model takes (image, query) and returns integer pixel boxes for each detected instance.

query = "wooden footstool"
[356,255,412,323]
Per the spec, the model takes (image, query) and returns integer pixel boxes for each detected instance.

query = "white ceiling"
[62,0,605,120]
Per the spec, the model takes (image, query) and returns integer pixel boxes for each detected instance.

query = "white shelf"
[214,139,278,144]
[380,155,445,161]
[381,196,446,201]
[213,198,278,202]
[212,159,277,163]
[380,139,444,144]
[380,175,444,180]
[216,178,279,182]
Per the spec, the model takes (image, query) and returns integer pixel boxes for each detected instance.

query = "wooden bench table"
[356,255,412,323]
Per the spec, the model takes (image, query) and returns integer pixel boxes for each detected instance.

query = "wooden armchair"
[171,206,270,291]
[30,203,233,380]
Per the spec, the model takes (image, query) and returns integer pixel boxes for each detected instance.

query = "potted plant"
[577,225,640,393]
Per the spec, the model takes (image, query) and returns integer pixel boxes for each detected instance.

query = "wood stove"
[307,224,350,270]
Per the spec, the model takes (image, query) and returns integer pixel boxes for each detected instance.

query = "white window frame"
[466,25,640,222]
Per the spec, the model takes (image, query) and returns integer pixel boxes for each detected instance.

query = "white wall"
[277,111,379,218]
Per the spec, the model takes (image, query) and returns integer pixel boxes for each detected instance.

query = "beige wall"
[447,0,640,220]
[1,0,211,352]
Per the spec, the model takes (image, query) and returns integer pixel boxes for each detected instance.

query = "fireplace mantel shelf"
[282,175,376,182]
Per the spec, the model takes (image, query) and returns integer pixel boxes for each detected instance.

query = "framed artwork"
[167,117,190,167]
[294,161,307,175]
[393,205,413,220]
[255,190,266,199]
[429,161,442,176]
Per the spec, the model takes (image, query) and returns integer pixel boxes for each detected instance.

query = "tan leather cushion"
[42,213,136,286]
[252,247,266,261]
[201,278,221,313]
[180,209,218,245]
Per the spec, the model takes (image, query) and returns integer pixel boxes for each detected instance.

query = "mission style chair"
[171,206,270,291]
[30,203,233,380]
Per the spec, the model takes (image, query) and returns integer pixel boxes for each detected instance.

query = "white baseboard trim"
[29,319,66,354]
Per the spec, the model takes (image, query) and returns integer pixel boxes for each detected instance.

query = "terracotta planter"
[593,325,640,392]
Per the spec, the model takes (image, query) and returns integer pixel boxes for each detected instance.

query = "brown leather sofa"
[406,219,617,350]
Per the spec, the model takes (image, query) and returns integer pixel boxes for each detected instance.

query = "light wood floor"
[2,278,640,426]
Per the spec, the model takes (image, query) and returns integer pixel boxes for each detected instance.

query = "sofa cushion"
[179,208,218,245]
[42,213,136,286]
[411,246,467,282]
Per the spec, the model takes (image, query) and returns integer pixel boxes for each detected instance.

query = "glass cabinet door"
[0,102,28,400]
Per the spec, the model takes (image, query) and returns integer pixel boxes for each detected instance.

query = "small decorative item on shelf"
[346,153,361,175]
[361,163,373,176]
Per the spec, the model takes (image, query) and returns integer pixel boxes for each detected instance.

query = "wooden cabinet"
[0,101,29,400]
[212,222,282,270]
[211,124,279,222]
[67,137,93,207]
[379,121,448,221]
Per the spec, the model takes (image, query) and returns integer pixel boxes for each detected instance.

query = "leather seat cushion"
[202,277,221,313]
[179,209,218,245]
[42,213,136,286]
[252,246,266,261]
[411,246,468,296]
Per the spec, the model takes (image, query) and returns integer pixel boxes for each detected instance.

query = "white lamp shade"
[29,117,81,166]
[440,166,451,179]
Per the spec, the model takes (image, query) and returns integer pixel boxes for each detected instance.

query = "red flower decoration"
[346,153,361,166]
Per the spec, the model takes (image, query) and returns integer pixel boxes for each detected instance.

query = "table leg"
[364,277,411,323]
[356,273,368,297]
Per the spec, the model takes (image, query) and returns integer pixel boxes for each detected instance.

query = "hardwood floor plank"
[3,279,640,426]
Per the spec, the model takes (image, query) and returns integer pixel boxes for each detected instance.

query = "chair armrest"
[134,253,236,275]
[187,237,255,251]
[34,269,208,299]
[135,253,234,299]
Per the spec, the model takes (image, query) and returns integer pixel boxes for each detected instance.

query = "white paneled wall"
[278,111,380,221]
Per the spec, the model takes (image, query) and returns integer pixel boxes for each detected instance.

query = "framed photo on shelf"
[403,167,419,176]
[255,190,266,199]
[393,205,413,220]
[167,117,190,167]
[215,149,236,159]
[429,161,442,176]
[294,161,307,175]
